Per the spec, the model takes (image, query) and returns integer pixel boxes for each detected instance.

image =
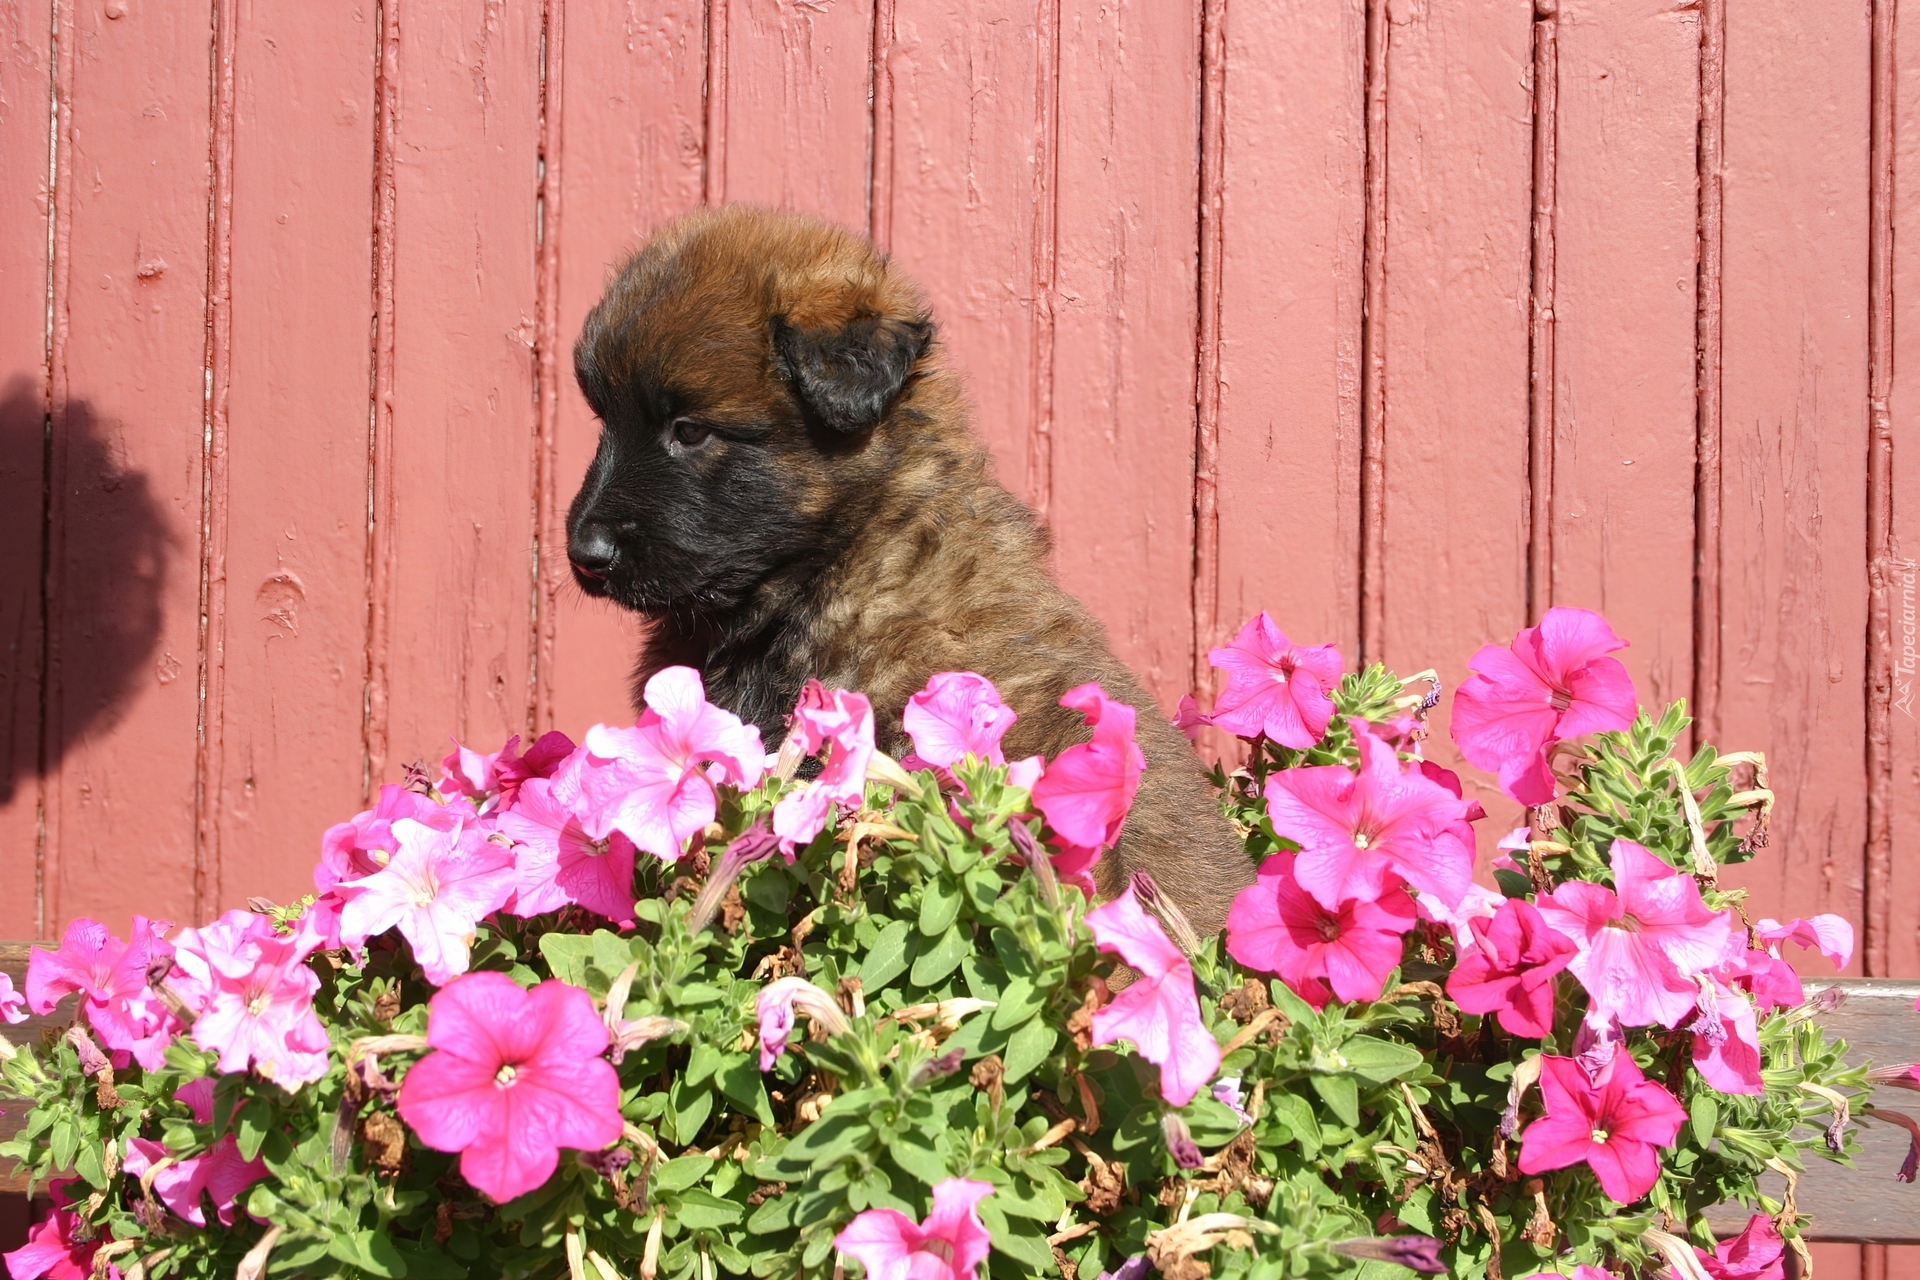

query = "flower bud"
[1161,1114,1203,1169]
[1330,1235,1446,1274]
[910,1048,965,1088]
[688,826,783,933]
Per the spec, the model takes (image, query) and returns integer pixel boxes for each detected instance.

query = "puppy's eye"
[670,417,712,448]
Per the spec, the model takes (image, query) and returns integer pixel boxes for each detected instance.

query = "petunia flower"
[1032,683,1145,854]
[1085,888,1221,1106]
[1450,606,1639,805]
[316,784,459,893]
[1693,1213,1786,1280]
[1171,695,1207,744]
[1225,854,1415,1009]
[168,910,331,1088]
[1754,915,1854,970]
[1518,1052,1686,1204]
[834,1177,994,1280]
[121,1082,267,1226]
[773,682,876,851]
[1688,971,1763,1096]
[26,917,179,1070]
[1446,897,1577,1037]
[902,672,1016,767]
[1205,612,1344,747]
[1262,730,1475,910]
[756,977,852,1071]
[4,1181,106,1280]
[336,817,518,986]
[1414,882,1504,952]
[395,972,624,1203]
[440,729,575,812]
[559,666,765,861]
[0,972,25,1025]
[494,777,638,926]
[1534,839,1734,1029]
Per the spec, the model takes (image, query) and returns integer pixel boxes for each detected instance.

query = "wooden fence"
[0,3,1916,1258]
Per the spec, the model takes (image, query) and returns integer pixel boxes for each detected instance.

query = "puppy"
[567,205,1255,935]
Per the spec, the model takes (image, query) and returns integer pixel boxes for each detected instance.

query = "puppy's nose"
[569,521,619,579]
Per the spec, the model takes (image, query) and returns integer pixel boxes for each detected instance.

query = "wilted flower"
[1450,606,1638,805]
[494,777,638,926]
[1225,853,1414,1009]
[773,682,877,851]
[336,817,518,987]
[1086,888,1221,1107]
[1694,1213,1786,1280]
[902,672,1016,767]
[756,977,853,1071]
[122,1080,267,1226]
[395,972,624,1203]
[1205,612,1343,748]
[1032,683,1145,853]
[26,917,180,1070]
[834,1178,994,1280]
[168,910,330,1088]
[1445,897,1576,1037]
[1518,1053,1686,1204]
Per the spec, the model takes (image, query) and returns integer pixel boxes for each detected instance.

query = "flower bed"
[0,609,1898,1280]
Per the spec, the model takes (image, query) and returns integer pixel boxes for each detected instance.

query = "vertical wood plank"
[1377,0,1535,821]
[883,0,1045,506]
[377,0,543,772]
[545,0,707,733]
[211,0,377,908]
[1547,0,1699,710]
[1711,0,1871,945]
[45,0,212,929]
[723,0,875,229]
[0,0,52,937]
[1208,0,1365,665]
[1046,0,1201,713]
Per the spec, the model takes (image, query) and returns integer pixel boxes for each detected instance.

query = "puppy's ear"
[772,311,933,432]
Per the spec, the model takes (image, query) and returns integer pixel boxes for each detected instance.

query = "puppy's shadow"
[0,375,172,804]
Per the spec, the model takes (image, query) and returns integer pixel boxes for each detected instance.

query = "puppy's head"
[567,205,936,618]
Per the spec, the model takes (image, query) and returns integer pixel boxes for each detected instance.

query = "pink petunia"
[560,667,765,861]
[1225,854,1415,1009]
[1534,839,1734,1029]
[336,817,518,986]
[395,972,624,1203]
[0,973,25,1025]
[121,1082,267,1226]
[773,683,876,851]
[1032,683,1145,855]
[1205,612,1344,748]
[4,1181,105,1280]
[316,784,460,894]
[755,977,852,1071]
[1414,883,1504,953]
[1450,606,1639,805]
[1262,730,1475,911]
[1695,1214,1786,1280]
[1688,972,1763,1096]
[440,729,576,813]
[1171,695,1207,744]
[1518,1053,1686,1204]
[834,1178,994,1280]
[494,777,638,926]
[1086,888,1221,1106]
[1754,915,1854,971]
[902,672,1017,768]
[26,917,180,1070]
[168,910,331,1088]
[1446,897,1577,1038]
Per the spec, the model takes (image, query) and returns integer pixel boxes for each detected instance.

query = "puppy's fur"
[568,205,1254,934]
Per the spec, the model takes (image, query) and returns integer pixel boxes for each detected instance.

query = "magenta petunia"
[316,784,460,893]
[773,682,877,851]
[337,817,518,986]
[1688,972,1764,1096]
[1225,854,1416,1009]
[122,1080,267,1226]
[396,972,624,1203]
[1517,1053,1686,1204]
[26,917,180,1070]
[4,1182,105,1280]
[0,972,25,1025]
[1086,888,1221,1106]
[168,910,331,1088]
[1695,1213,1786,1280]
[1534,839,1735,1029]
[1450,606,1639,805]
[494,777,638,927]
[1205,612,1344,748]
[1753,915,1854,971]
[834,1177,994,1280]
[560,666,765,862]
[1261,730,1475,911]
[1032,683,1145,854]
[902,672,1017,768]
[440,730,576,813]
[1445,897,1576,1038]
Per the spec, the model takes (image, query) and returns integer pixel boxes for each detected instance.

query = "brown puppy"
[566,205,1254,935]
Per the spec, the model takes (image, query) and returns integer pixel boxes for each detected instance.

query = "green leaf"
[919,875,964,937]
[539,932,599,987]
[777,1108,875,1168]
[328,1230,409,1278]
[686,1040,725,1087]
[884,1133,950,1185]
[746,1191,795,1233]
[859,919,916,992]
[909,923,969,988]
[235,1097,273,1162]
[1691,1093,1720,1146]
[1002,1019,1055,1085]
[1340,1036,1426,1084]
[654,1155,717,1193]
[671,1188,744,1229]
[48,1118,75,1172]
[717,1052,778,1129]
[988,978,1043,1031]
[390,1242,467,1280]
[72,1142,105,1189]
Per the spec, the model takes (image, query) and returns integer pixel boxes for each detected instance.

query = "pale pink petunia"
[1048,840,1104,900]
[337,817,518,986]
[316,785,460,893]
[1688,972,1764,1096]
[834,1177,994,1280]
[1754,915,1854,971]
[1262,729,1475,911]
[1414,883,1504,952]
[561,667,765,861]
[168,910,331,1088]
[395,972,623,1203]
[1445,897,1576,1038]
[1205,612,1344,748]
[1536,839,1735,1029]
[4,1181,105,1280]
[755,977,852,1071]
[1518,1052,1686,1204]
[122,1080,267,1226]
[1086,888,1221,1106]
[1006,755,1044,793]
[1032,683,1146,853]
[0,973,25,1025]
[1450,606,1639,805]
[1225,854,1415,1009]
[1170,695,1207,744]
[773,682,877,851]
[902,672,1016,768]
[26,917,179,1070]
[440,730,576,812]
[1695,1214,1786,1280]
[494,777,638,926]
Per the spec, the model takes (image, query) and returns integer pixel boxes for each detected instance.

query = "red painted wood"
[1376,0,1535,829]
[1548,0,1700,711]
[208,0,378,910]
[0,0,52,939]
[44,0,212,929]
[1045,0,1201,715]
[1711,0,1872,945]
[542,1,707,736]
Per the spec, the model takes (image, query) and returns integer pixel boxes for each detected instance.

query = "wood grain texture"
[1886,0,1920,982]
[1045,0,1201,715]
[1711,0,1872,944]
